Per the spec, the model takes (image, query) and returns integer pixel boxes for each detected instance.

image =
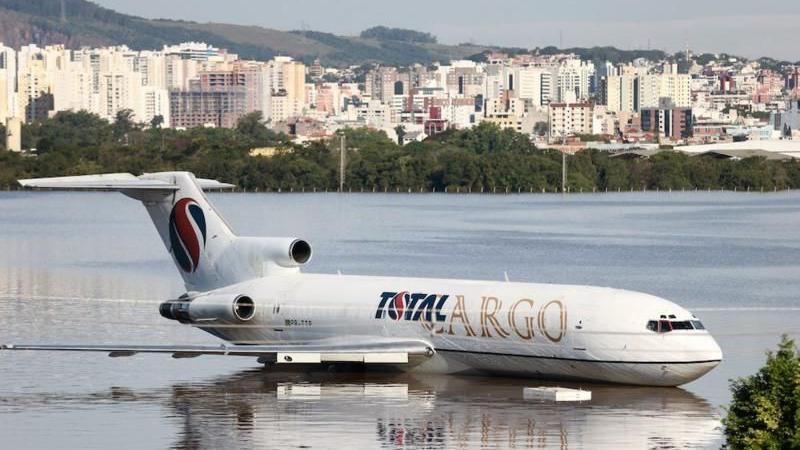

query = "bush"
[723,335,800,449]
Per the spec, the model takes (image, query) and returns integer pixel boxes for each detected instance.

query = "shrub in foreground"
[724,335,800,449]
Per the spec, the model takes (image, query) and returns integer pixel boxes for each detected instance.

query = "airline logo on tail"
[169,198,207,273]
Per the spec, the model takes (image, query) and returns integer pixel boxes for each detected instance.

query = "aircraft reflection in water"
[5,370,722,449]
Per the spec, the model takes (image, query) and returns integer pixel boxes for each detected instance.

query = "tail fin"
[19,172,311,292]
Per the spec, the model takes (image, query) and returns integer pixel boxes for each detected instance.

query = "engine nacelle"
[228,236,313,274]
[160,294,256,324]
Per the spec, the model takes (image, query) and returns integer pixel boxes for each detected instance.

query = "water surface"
[1,191,798,449]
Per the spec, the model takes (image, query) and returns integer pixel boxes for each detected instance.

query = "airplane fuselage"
[184,273,722,386]
[13,172,722,387]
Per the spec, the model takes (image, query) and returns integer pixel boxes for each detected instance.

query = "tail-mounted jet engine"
[160,294,256,324]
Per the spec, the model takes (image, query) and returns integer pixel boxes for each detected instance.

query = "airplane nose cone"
[663,335,723,386]
[707,335,723,363]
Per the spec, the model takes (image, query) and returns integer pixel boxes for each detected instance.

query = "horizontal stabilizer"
[19,173,177,190]
[196,178,236,190]
[18,173,234,191]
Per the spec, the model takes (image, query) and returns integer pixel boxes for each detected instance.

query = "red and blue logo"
[375,291,449,322]
[169,198,206,273]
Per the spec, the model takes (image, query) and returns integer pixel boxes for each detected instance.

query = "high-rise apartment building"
[513,67,550,106]
[556,60,595,103]
[50,46,169,124]
[606,74,638,112]
[640,101,693,140]
[169,57,271,128]
[0,70,8,123]
[16,45,56,122]
[638,64,691,109]
[270,56,306,121]
[445,66,485,98]
[98,71,142,121]
[549,102,594,137]
[365,66,409,102]
[0,44,16,123]
[170,85,247,129]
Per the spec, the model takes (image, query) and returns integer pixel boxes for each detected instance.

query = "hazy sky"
[94,0,799,60]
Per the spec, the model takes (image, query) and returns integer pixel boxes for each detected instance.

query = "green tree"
[723,336,800,449]
[238,111,289,148]
[533,121,549,137]
[26,110,113,153]
[149,114,164,129]
[7,112,800,193]
[112,109,138,142]
[394,125,406,146]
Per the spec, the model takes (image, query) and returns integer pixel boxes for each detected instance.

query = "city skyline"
[92,0,800,61]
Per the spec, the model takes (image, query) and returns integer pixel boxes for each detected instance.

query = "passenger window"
[671,321,693,330]
[646,321,658,332]
[659,320,672,332]
[691,320,705,330]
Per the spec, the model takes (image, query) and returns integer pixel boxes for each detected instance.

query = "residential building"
[640,101,693,140]
[556,59,595,102]
[366,66,409,102]
[271,56,306,119]
[0,44,16,122]
[638,64,691,109]
[549,102,594,137]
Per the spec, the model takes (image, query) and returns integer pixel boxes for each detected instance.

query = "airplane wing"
[0,339,435,364]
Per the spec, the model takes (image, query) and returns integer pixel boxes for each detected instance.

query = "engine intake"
[289,239,312,265]
[233,295,256,321]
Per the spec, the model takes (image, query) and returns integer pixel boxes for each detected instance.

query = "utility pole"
[561,133,567,194]
[339,133,346,192]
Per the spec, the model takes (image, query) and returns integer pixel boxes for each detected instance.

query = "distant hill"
[0,0,679,67]
[0,0,488,65]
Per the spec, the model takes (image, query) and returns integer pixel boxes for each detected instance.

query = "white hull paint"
[415,352,720,387]
[194,273,722,386]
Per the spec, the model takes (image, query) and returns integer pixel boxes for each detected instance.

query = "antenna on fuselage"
[504,271,510,282]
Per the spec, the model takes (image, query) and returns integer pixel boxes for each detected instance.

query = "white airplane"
[2,171,722,386]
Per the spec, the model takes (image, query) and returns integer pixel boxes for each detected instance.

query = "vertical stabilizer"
[19,172,310,292]
[137,172,237,292]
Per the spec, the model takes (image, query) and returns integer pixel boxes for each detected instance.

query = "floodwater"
[0,191,798,449]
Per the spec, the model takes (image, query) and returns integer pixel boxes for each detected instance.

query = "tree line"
[1,110,799,192]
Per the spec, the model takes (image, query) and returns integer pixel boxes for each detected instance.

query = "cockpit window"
[647,318,702,333]
[671,321,693,330]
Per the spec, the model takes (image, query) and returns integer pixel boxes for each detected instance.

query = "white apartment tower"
[606,74,638,112]
[270,56,305,121]
[0,44,16,123]
[557,59,595,103]
[638,64,691,109]
[512,66,556,106]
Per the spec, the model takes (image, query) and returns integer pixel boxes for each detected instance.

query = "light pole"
[338,132,346,192]
[561,132,567,194]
